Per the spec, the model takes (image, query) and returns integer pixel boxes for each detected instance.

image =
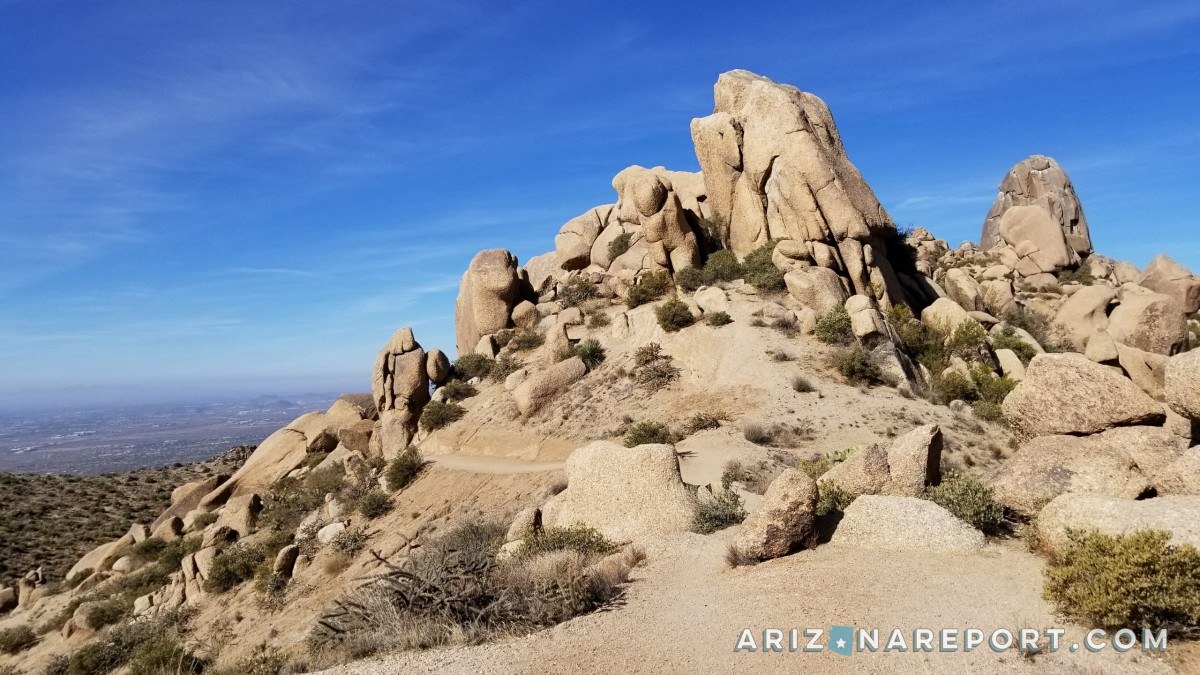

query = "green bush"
[971,363,1016,405]
[705,311,732,326]
[85,598,131,629]
[1044,530,1200,631]
[607,231,633,261]
[797,448,850,480]
[692,491,746,534]
[626,271,671,308]
[204,543,267,593]
[452,353,493,380]
[681,412,721,435]
[420,401,466,432]
[385,446,424,491]
[935,370,977,404]
[634,342,665,366]
[991,325,1038,365]
[356,491,393,519]
[559,277,598,307]
[1056,265,1095,286]
[586,308,611,327]
[558,338,607,370]
[742,240,785,292]
[191,512,219,530]
[127,635,206,675]
[0,624,36,654]
[488,354,523,382]
[624,421,674,447]
[704,249,742,282]
[439,379,477,402]
[330,527,368,555]
[67,612,198,675]
[816,482,855,516]
[814,305,854,345]
[656,298,695,332]
[675,266,707,292]
[924,474,1004,533]
[508,329,545,351]
[945,320,988,361]
[513,525,616,559]
[830,346,884,385]
[887,304,948,372]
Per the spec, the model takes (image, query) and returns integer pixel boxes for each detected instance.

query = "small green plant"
[127,635,207,675]
[924,474,1004,533]
[488,354,523,382]
[634,342,665,366]
[452,353,493,380]
[507,329,545,351]
[742,240,785,292]
[624,421,674,447]
[330,527,368,555]
[635,360,680,388]
[797,448,851,480]
[559,277,598,307]
[204,543,267,593]
[816,482,855,516]
[0,624,36,654]
[704,249,742,282]
[681,412,721,435]
[1044,530,1200,631]
[675,266,708,292]
[814,305,854,345]
[945,320,988,361]
[1055,265,1095,286]
[935,370,977,404]
[607,231,633,261]
[586,308,611,327]
[419,401,465,432]
[705,311,733,326]
[971,400,1004,423]
[789,374,815,393]
[692,491,747,534]
[830,346,884,385]
[558,338,607,369]
[85,598,131,629]
[991,325,1038,365]
[513,525,616,559]
[626,271,671,308]
[656,298,695,332]
[356,491,393,519]
[439,378,477,402]
[385,446,424,491]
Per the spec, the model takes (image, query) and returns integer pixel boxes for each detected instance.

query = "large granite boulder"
[1036,493,1200,556]
[455,249,520,355]
[1052,285,1116,351]
[512,356,587,415]
[371,327,430,458]
[1106,284,1189,356]
[733,468,817,561]
[554,206,610,271]
[830,495,984,551]
[981,155,1091,258]
[1139,254,1200,315]
[1165,349,1200,420]
[818,425,942,498]
[610,166,701,276]
[1002,353,1165,438]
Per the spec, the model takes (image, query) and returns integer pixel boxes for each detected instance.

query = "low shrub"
[356,491,393,519]
[488,354,523,382]
[935,370,977,404]
[634,342,664,366]
[586,308,611,327]
[705,311,733,327]
[725,543,754,568]
[692,491,746,534]
[419,401,465,432]
[971,400,1004,423]
[656,298,695,332]
[991,325,1038,365]
[127,635,207,675]
[626,271,671,308]
[204,543,268,593]
[330,527,368,555]
[85,598,130,630]
[635,361,680,388]
[681,412,721,435]
[439,379,477,402]
[513,525,616,559]
[771,314,798,336]
[742,240,785,292]
[741,422,772,445]
[0,624,36,654]
[945,320,989,361]
[258,464,345,534]
[704,250,742,282]
[624,421,674,447]
[607,231,633,261]
[191,512,219,530]
[790,374,815,393]
[797,448,851,480]
[508,329,545,351]
[68,609,196,675]
[559,277,598,307]
[924,474,1004,533]
[815,482,855,516]
[814,305,854,345]
[830,346,884,385]
[1056,265,1094,286]
[452,353,493,381]
[1044,530,1200,631]
[558,338,606,370]
[675,266,707,292]
[385,446,425,491]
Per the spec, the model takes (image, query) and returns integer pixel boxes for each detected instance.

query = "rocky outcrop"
[1105,284,1188,356]
[1002,353,1165,438]
[830,495,984,551]
[1036,493,1200,556]
[691,70,907,308]
[455,249,520,355]
[611,167,701,276]
[733,469,817,561]
[1139,254,1200,314]
[818,425,942,498]
[555,206,609,271]
[372,327,430,458]
[543,441,696,542]
[981,155,1091,261]
[1165,349,1200,420]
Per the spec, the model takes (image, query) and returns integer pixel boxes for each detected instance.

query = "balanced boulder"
[455,249,520,355]
[1165,349,1200,419]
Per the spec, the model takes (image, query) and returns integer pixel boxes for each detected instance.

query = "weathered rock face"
[1165,350,1200,421]
[733,468,817,561]
[981,155,1091,259]
[200,426,309,508]
[1106,284,1188,356]
[611,167,701,275]
[830,495,984,552]
[512,356,587,415]
[371,327,430,458]
[1002,353,1165,438]
[425,348,451,386]
[455,249,520,355]
[691,70,907,308]
[1036,493,1200,556]
[544,441,696,542]
[818,425,942,498]
[1140,254,1200,315]
[554,206,609,271]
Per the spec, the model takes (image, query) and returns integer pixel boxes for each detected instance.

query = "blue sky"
[2,1,1198,409]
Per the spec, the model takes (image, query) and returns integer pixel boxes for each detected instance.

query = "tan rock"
[1157,448,1200,496]
[981,155,1091,257]
[337,419,375,456]
[214,493,262,538]
[734,469,817,561]
[273,544,301,577]
[831,495,984,551]
[1165,349,1200,419]
[1052,284,1116,350]
[455,249,520,355]
[1037,493,1200,556]
[784,266,849,314]
[554,206,608,271]
[943,268,983,311]
[1002,353,1165,438]
[1139,254,1200,314]
[151,516,183,542]
[920,297,976,333]
[510,301,539,331]
[1107,284,1188,355]
[994,349,1026,381]
[1115,343,1169,399]
[425,348,451,385]
[512,356,587,415]
[200,426,308,507]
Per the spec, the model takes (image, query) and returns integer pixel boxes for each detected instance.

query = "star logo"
[828,626,854,656]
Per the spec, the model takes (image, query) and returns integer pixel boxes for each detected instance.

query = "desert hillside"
[2,69,1199,675]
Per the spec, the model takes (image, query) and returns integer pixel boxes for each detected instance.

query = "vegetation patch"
[705,311,733,326]
[814,305,854,345]
[829,345,884,385]
[991,324,1038,365]
[742,240,785,292]
[607,231,633,261]
[0,624,36,654]
[815,482,855,516]
[624,421,675,447]
[507,329,545,351]
[420,401,466,432]
[513,525,617,560]
[626,271,671,308]
[560,277,599,307]
[385,446,425,491]
[924,473,1004,533]
[558,338,607,370]
[692,491,746,534]
[452,353,493,381]
[438,379,477,402]
[655,298,695,332]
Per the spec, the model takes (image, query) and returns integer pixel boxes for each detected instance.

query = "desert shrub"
[385,446,424,491]
[1056,265,1094,286]
[204,543,267,593]
[419,401,465,432]
[971,363,1016,405]
[491,329,515,348]
[830,346,884,385]
[127,635,206,675]
[586,308,611,327]
[797,448,851,480]
[559,277,598,307]
[626,271,671,308]
[258,464,344,534]
[67,609,196,675]
[43,655,70,675]
[129,536,168,561]
[452,353,493,380]
[635,360,680,388]
[814,305,854,345]
[0,624,36,654]
[742,240,784,292]
[438,378,477,402]
[656,298,695,332]
[330,528,368,555]
[971,400,1004,423]
[771,315,798,337]
[488,354,523,382]
[936,370,977,404]
[558,338,606,370]
[434,520,508,559]
[790,374,815,393]
[725,543,754,568]
[681,413,721,435]
[741,421,772,445]
[514,525,616,559]
[991,325,1038,365]
[634,342,665,366]
[357,491,393,519]
[1044,530,1200,631]
[675,266,707,292]
[85,598,131,629]
[887,304,948,372]
[607,231,633,261]
[624,421,674,447]
[945,320,988,361]
[705,311,732,326]
[692,491,746,534]
[816,482,855,516]
[1004,308,1069,353]
[507,329,545,351]
[924,474,1004,533]
[704,249,742,282]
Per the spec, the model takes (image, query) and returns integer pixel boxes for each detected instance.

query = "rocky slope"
[2,69,1199,674]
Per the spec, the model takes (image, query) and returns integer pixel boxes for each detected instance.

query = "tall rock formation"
[981,155,1092,264]
[690,70,908,307]
[454,249,520,356]
[372,327,430,457]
